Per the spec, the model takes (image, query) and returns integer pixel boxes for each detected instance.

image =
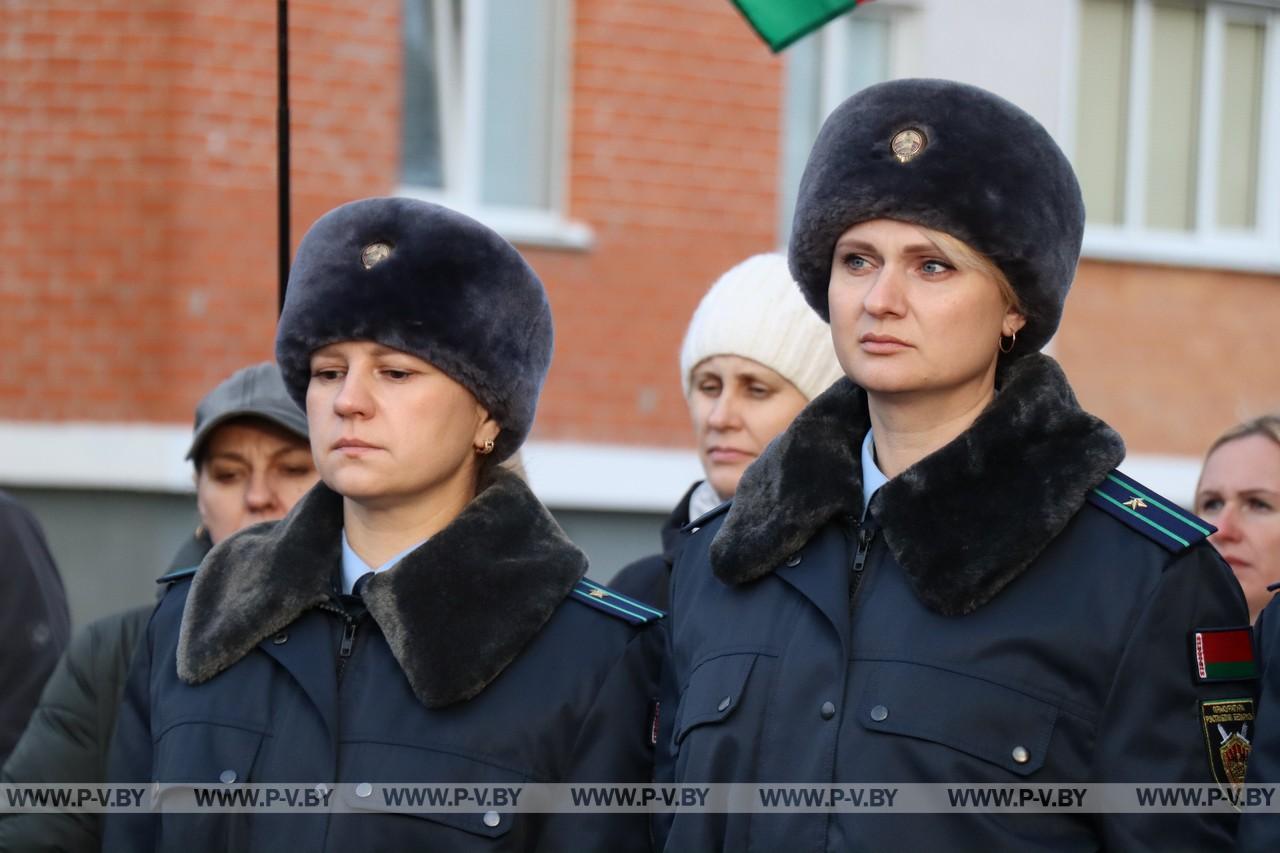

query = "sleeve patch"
[569,578,666,625]
[1087,469,1215,553]
[1191,627,1257,683]
[1201,697,1254,804]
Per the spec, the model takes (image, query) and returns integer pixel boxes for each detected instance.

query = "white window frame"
[778,3,905,244]
[1074,0,1280,273]
[395,0,593,250]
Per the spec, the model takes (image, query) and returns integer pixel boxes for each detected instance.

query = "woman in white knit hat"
[610,253,842,610]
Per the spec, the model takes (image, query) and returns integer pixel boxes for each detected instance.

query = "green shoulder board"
[569,578,665,625]
[1086,469,1215,553]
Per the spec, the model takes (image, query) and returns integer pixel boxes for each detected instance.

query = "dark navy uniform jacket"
[1238,593,1280,851]
[105,470,664,852]
[658,359,1255,853]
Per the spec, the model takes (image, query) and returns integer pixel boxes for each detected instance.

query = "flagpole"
[277,0,291,314]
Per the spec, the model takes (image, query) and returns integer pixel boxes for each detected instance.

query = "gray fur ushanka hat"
[789,78,1085,356]
[275,197,552,463]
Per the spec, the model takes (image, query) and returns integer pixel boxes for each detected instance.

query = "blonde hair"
[922,227,1026,317]
[1204,413,1280,461]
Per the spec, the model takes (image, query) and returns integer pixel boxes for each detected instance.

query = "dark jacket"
[0,532,210,853]
[0,491,70,766]
[1238,593,1280,851]
[105,469,663,852]
[610,482,699,611]
[658,355,1253,853]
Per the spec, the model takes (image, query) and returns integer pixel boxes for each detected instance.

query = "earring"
[999,330,1017,354]
[476,438,495,455]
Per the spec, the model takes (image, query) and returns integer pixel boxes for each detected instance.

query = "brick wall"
[4,0,1275,462]
[1059,260,1280,456]
[1,0,779,450]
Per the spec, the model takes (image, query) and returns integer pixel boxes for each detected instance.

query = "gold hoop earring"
[476,438,495,456]
[999,330,1016,354]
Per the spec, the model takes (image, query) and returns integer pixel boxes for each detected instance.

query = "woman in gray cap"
[657,79,1251,852]
[1,362,315,853]
[106,198,662,852]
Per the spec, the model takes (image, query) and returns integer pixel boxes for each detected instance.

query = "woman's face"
[688,355,809,500]
[1196,434,1280,622]
[306,341,499,509]
[827,219,1024,401]
[195,420,317,545]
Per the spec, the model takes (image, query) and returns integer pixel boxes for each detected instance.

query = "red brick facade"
[3,0,1276,459]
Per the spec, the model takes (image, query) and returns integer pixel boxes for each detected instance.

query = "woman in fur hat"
[106,198,663,852]
[657,79,1252,852]
[611,252,843,610]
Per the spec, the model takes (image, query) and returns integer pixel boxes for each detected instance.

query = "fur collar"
[711,354,1124,616]
[177,468,587,707]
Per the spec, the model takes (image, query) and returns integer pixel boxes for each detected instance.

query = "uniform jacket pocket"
[338,741,524,839]
[674,654,757,747]
[154,720,266,784]
[857,661,1058,776]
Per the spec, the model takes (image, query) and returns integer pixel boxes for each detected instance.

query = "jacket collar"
[710,354,1125,616]
[177,467,587,708]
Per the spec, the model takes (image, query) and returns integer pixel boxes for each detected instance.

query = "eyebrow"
[207,452,249,465]
[834,238,949,257]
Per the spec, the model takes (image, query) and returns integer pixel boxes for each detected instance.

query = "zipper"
[849,521,877,609]
[318,601,360,687]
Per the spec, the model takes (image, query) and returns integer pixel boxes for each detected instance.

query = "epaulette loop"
[155,565,198,585]
[681,499,732,533]
[569,578,665,625]
[1087,469,1215,553]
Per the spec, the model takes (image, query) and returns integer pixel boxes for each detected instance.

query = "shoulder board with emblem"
[681,499,732,534]
[569,578,665,625]
[1086,469,1215,553]
[155,565,198,585]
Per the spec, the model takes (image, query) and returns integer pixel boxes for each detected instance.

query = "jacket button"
[820,701,836,720]
[690,526,700,534]
[356,782,373,798]
[219,769,236,784]
[717,696,732,712]
[483,810,501,828]
[272,632,288,644]
[1012,746,1030,764]
[785,553,802,567]
[869,704,889,722]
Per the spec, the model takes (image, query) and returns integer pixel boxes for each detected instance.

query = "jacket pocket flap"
[858,662,1057,776]
[338,742,523,838]
[675,654,756,746]
[154,721,265,784]
[338,784,514,838]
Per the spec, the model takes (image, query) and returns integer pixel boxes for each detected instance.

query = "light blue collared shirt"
[860,429,888,519]
[340,530,427,594]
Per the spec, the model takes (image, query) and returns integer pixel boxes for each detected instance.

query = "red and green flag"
[1193,629,1257,682]
[730,0,869,52]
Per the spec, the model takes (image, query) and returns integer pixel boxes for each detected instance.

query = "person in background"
[1213,415,1280,852]
[1195,413,1280,624]
[611,253,842,609]
[105,198,662,852]
[0,361,314,853]
[658,78,1250,852]
[0,491,70,767]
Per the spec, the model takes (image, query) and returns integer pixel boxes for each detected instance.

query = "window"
[400,0,588,247]
[779,11,893,242]
[1075,0,1280,270]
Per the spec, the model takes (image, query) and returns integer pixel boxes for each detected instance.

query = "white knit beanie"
[680,253,844,401]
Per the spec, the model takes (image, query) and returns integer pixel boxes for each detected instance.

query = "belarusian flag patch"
[1192,627,1257,683]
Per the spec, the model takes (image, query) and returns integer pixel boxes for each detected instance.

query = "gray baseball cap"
[187,362,309,462]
